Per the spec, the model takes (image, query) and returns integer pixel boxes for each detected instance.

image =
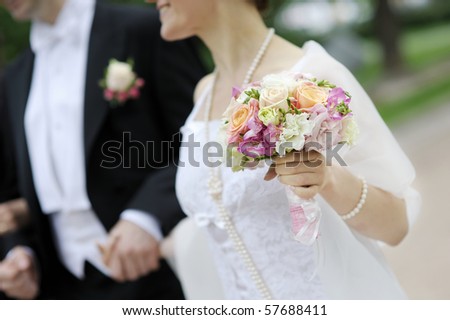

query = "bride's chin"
[161,26,193,42]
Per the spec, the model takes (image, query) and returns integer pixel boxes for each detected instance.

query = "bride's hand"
[264,150,332,199]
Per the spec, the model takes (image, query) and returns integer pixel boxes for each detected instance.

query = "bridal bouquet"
[221,72,358,245]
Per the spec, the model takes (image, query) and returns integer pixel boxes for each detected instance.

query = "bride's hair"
[251,0,269,12]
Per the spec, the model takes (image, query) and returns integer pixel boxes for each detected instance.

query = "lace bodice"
[177,119,326,299]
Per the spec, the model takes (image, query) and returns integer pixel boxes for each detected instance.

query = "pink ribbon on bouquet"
[285,187,322,245]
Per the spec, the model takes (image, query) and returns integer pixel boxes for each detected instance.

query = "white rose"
[341,117,359,146]
[259,73,299,111]
[262,73,298,94]
[259,85,289,110]
[106,60,136,92]
[276,113,313,156]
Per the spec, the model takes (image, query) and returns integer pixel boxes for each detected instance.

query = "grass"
[378,75,450,124]
[353,22,450,124]
[356,22,450,86]
[402,23,450,70]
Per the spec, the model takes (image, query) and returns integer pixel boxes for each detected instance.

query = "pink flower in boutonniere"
[99,59,145,107]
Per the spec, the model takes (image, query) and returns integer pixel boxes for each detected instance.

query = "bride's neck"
[197,4,269,85]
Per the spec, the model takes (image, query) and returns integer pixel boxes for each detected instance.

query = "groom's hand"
[0,198,30,235]
[100,220,160,283]
[0,246,39,299]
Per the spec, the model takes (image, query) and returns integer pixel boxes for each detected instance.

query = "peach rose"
[228,100,258,143]
[294,82,329,109]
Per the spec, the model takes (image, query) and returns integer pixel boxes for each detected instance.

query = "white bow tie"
[31,19,81,52]
[30,0,93,52]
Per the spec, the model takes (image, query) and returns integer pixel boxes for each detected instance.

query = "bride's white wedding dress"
[174,41,420,299]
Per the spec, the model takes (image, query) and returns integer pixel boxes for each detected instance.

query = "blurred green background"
[1,0,450,125]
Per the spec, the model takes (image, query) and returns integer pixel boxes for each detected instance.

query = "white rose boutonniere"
[99,59,145,107]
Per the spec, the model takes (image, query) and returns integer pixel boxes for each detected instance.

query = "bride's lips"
[156,2,170,11]
[144,0,170,10]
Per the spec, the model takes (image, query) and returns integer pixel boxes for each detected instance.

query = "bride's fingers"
[274,150,322,165]
[291,185,320,200]
[275,161,318,175]
[264,164,277,181]
[278,173,320,188]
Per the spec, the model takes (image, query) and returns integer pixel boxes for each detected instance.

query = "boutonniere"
[99,59,145,107]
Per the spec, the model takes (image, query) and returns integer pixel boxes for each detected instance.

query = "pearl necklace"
[204,28,275,300]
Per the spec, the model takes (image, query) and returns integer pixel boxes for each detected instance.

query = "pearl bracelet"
[340,177,368,221]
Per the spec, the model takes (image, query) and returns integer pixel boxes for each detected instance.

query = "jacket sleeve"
[0,72,20,203]
[124,14,206,236]
[0,71,35,260]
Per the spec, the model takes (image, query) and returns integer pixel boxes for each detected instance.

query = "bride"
[149,0,420,299]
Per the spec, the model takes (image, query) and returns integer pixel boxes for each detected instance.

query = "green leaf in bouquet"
[244,88,260,101]
[317,79,336,89]
[98,79,106,88]
[336,102,352,116]
[127,58,135,68]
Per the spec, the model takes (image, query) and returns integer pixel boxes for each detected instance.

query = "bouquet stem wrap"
[285,186,321,245]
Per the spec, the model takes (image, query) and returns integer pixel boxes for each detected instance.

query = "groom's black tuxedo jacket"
[0,3,205,299]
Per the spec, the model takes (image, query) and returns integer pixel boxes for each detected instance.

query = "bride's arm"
[322,165,408,246]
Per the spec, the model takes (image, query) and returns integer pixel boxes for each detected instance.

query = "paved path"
[383,102,450,299]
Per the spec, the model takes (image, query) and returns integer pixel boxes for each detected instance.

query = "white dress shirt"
[24,0,162,279]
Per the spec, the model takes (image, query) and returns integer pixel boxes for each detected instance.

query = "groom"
[0,0,204,299]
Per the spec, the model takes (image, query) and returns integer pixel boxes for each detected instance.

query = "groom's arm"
[0,73,31,238]
[0,73,20,204]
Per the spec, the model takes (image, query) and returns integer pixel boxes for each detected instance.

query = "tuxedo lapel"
[84,4,126,160]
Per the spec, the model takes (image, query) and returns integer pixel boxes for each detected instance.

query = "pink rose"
[104,89,115,101]
[129,87,140,99]
[117,92,129,104]
[135,78,145,88]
